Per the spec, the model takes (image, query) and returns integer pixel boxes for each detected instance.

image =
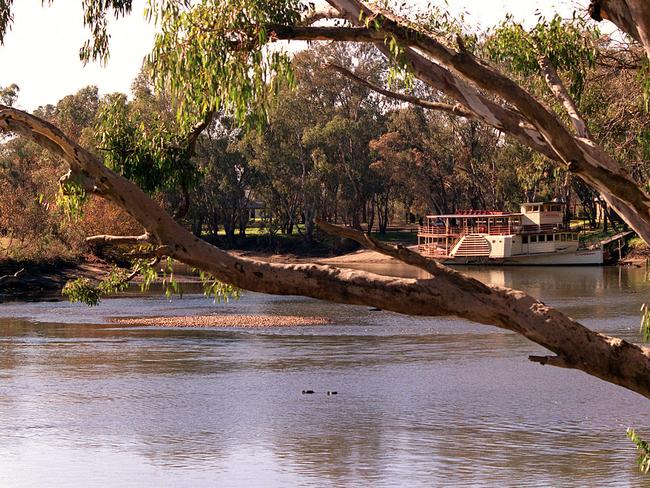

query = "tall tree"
[193,116,256,242]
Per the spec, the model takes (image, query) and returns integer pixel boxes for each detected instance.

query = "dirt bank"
[0,259,114,301]
[619,248,650,267]
[232,248,398,265]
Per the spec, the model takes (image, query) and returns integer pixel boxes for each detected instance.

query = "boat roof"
[524,201,566,205]
[425,210,523,218]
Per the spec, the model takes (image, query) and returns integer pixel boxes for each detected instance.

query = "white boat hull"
[503,248,603,265]
[442,248,604,265]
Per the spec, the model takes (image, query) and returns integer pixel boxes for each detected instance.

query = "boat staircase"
[451,234,491,257]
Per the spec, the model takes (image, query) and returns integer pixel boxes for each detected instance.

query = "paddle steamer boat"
[417,202,603,265]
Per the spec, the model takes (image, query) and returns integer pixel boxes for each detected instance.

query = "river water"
[1,265,650,487]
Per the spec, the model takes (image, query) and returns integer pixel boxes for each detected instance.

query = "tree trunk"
[192,214,203,237]
[377,190,390,234]
[592,0,650,61]
[366,197,375,234]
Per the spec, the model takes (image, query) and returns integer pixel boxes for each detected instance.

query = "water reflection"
[0,266,649,486]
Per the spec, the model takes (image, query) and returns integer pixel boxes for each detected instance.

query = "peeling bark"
[592,0,650,60]
[86,233,151,245]
[329,64,475,118]
[537,55,592,139]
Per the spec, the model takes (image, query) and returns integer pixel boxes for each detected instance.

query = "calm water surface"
[1,265,650,487]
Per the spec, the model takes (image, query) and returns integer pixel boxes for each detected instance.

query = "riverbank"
[1,236,642,303]
[616,236,650,267]
[619,246,650,267]
[232,248,398,265]
[0,259,115,301]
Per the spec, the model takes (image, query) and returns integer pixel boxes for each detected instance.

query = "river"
[0,265,649,487]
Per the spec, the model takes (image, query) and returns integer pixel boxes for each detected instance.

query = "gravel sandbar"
[110,314,332,328]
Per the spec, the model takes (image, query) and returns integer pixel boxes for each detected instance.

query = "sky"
[0,0,595,111]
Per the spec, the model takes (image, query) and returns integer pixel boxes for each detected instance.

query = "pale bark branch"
[315,219,486,289]
[329,64,475,118]
[0,267,24,284]
[300,6,345,26]
[529,355,572,368]
[330,3,585,157]
[591,0,650,60]
[86,233,152,245]
[537,55,593,139]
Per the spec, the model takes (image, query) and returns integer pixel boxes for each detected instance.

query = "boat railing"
[418,225,463,236]
[518,223,572,234]
[419,222,573,236]
[417,243,452,258]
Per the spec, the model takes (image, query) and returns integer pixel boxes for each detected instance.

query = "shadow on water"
[0,265,649,486]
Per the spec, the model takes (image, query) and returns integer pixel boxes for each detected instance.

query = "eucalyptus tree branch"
[537,55,593,139]
[126,256,161,281]
[269,24,558,161]
[0,268,24,285]
[299,6,345,26]
[86,233,152,246]
[315,219,488,290]
[328,64,475,118]
[590,0,650,60]
[185,110,214,154]
[327,3,587,160]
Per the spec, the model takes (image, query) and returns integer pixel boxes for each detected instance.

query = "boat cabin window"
[560,234,566,241]
[545,234,552,241]
[531,235,538,243]
[544,204,563,212]
[522,235,528,244]
[524,204,542,212]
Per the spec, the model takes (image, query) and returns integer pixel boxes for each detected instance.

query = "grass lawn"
[371,230,418,246]
[573,221,632,246]
[207,224,307,237]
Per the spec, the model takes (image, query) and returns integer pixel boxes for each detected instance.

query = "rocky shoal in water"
[110,314,332,328]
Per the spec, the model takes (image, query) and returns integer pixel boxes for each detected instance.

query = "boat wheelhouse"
[417,202,603,265]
